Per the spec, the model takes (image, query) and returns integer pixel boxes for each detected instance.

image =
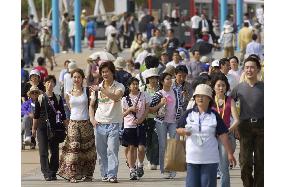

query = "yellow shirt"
[238,27,253,50]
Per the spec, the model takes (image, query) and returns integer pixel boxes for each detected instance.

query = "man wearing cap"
[114,57,132,90]
[230,56,264,187]
[209,59,221,75]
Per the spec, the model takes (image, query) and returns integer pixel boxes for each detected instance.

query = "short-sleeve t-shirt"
[91,80,125,124]
[122,92,151,128]
[161,89,176,123]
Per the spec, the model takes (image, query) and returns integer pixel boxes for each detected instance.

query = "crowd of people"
[21,8,264,187]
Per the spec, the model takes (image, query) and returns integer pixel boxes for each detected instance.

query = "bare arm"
[229,99,240,132]
[31,119,39,138]
[176,128,191,136]
[101,87,123,102]
[149,97,167,113]
[219,133,237,167]
[89,99,98,127]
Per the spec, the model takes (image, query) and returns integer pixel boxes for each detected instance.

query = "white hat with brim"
[111,15,118,22]
[163,65,175,76]
[114,57,126,69]
[27,86,42,97]
[68,61,77,72]
[193,84,213,99]
[144,68,159,79]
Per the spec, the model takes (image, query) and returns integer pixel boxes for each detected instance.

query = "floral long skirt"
[58,120,96,180]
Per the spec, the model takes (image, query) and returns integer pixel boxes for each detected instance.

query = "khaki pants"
[238,119,264,187]
[224,47,234,58]
[239,47,246,63]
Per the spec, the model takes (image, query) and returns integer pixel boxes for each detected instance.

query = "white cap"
[211,59,220,67]
[29,69,40,77]
[68,61,77,71]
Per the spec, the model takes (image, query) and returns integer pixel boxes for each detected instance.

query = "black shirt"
[34,93,66,127]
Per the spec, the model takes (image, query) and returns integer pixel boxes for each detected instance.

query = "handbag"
[164,137,186,172]
[43,94,66,143]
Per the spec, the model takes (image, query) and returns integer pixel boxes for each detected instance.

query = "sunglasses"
[30,92,40,95]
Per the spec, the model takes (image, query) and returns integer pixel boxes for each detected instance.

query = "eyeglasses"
[30,92,39,95]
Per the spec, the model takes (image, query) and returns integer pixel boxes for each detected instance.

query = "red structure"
[213,0,219,19]
[148,0,152,15]
[189,0,195,17]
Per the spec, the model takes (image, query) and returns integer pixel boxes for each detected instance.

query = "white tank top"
[68,88,89,120]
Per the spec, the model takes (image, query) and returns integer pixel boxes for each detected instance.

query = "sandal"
[70,178,78,183]
[108,176,118,183]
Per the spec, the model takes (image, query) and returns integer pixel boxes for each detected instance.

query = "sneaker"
[108,176,118,183]
[136,166,144,178]
[150,165,157,170]
[169,171,176,179]
[24,136,31,144]
[162,172,171,179]
[101,176,108,182]
[129,171,138,180]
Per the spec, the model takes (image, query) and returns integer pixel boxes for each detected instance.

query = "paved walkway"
[22,41,243,187]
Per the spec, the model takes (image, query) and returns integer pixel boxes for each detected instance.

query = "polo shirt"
[92,80,125,124]
[177,106,228,164]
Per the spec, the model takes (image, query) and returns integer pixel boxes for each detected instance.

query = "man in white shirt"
[68,16,76,51]
[105,16,118,40]
[246,34,263,61]
[219,58,238,95]
[191,11,201,40]
[166,50,185,68]
[63,60,77,98]
[135,43,151,66]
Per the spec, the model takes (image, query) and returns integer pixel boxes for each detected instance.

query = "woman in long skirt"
[58,68,96,183]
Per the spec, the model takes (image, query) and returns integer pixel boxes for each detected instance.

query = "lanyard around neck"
[215,96,226,119]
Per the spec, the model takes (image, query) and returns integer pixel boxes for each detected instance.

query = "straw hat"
[27,86,42,97]
[144,68,159,79]
[114,57,126,69]
[193,84,213,99]
[111,15,118,22]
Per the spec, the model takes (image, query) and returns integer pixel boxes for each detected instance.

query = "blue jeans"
[218,133,236,187]
[186,163,218,187]
[95,123,120,178]
[155,121,177,173]
[23,42,35,66]
[21,115,32,138]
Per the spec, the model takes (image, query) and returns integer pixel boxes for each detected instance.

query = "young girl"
[149,72,183,179]
[210,73,239,187]
[122,77,150,180]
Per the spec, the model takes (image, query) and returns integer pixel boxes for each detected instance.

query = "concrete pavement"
[22,41,243,186]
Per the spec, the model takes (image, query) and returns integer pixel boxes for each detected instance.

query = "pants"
[37,122,59,178]
[21,115,32,138]
[218,132,236,187]
[145,118,159,165]
[23,42,35,66]
[186,163,218,187]
[123,34,131,48]
[61,33,70,51]
[224,47,234,58]
[239,47,246,63]
[95,123,120,178]
[88,35,95,48]
[238,119,264,187]
[69,36,75,51]
[155,121,177,173]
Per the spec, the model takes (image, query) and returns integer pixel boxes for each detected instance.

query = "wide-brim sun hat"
[27,86,42,97]
[111,15,118,22]
[68,60,77,71]
[114,57,126,69]
[29,69,40,78]
[144,68,159,79]
[163,65,175,76]
[193,84,213,99]
[200,56,210,64]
